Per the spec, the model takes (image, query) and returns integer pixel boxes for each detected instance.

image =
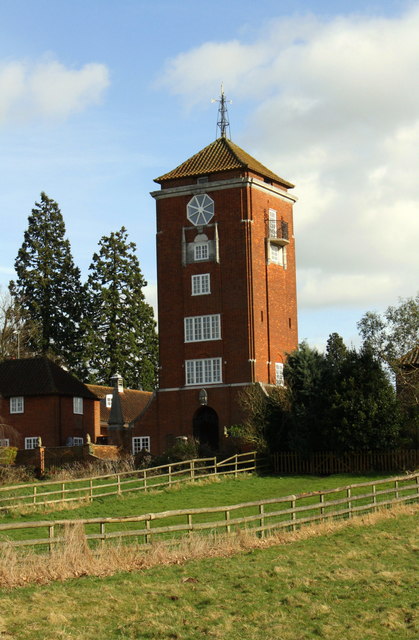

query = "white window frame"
[268,208,277,237]
[192,273,210,296]
[105,394,113,408]
[72,437,84,446]
[10,396,24,414]
[185,358,222,386]
[73,397,83,415]
[275,362,285,386]
[184,314,220,343]
[25,437,39,450]
[194,242,209,261]
[0,439,10,447]
[132,436,151,454]
[270,243,286,267]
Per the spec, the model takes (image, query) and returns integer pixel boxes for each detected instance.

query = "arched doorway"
[193,406,219,451]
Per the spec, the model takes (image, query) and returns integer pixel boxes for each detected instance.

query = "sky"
[1,0,418,352]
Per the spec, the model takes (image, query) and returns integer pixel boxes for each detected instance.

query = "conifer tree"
[9,193,85,371]
[84,227,158,390]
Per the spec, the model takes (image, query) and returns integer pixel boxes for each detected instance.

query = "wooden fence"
[272,450,419,475]
[0,451,260,511]
[1,473,418,551]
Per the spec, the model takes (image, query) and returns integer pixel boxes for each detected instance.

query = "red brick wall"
[0,395,100,447]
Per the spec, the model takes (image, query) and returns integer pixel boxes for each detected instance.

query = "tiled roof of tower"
[398,344,419,367]
[155,137,294,188]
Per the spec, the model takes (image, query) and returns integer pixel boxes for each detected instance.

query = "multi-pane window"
[10,396,24,414]
[185,358,222,385]
[25,437,39,450]
[192,273,210,296]
[184,314,221,342]
[194,242,209,261]
[132,436,151,454]
[268,209,277,237]
[73,437,84,446]
[73,397,83,414]
[275,362,285,386]
[0,439,10,447]
[270,243,286,266]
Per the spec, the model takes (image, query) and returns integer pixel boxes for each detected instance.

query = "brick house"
[132,134,298,455]
[0,357,100,449]
[87,373,152,451]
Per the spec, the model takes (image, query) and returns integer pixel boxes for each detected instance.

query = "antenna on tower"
[211,84,232,139]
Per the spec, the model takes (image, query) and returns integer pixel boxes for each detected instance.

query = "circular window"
[187,194,214,226]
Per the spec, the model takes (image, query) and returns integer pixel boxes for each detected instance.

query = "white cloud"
[158,5,419,309]
[0,57,109,125]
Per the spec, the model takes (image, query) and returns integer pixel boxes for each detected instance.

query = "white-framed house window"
[194,242,209,261]
[185,358,222,385]
[25,437,39,450]
[73,397,83,414]
[184,314,221,342]
[10,396,24,414]
[0,439,10,447]
[275,362,285,386]
[192,273,210,296]
[132,436,151,454]
[73,437,84,446]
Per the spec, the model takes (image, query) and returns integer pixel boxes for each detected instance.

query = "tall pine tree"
[9,192,85,372]
[84,227,158,390]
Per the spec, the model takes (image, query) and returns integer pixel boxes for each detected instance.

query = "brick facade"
[133,140,298,455]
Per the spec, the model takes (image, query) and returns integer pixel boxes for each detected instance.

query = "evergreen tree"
[84,227,158,390]
[9,193,85,371]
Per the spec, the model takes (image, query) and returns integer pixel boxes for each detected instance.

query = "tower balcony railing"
[267,219,289,246]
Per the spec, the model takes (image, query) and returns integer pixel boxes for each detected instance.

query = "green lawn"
[0,506,417,640]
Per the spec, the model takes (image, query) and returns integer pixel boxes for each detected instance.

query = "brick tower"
[132,134,298,454]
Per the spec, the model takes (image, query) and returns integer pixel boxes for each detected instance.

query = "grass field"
[0,504,417,640]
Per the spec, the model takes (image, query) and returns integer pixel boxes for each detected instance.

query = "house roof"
[154,137,294,188]
[86,384,152,425]
[0,357,98,399]
[398,344,419,367]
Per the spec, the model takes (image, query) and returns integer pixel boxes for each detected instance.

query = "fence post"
[259,504,265,538]
[347,488,352,518]
[117,474,121,496]
[100,522,105,547]
[143,469,148,492]
[416,475,419,496]
[394,480,399,500]
[319,493,325,518]
[61,483,65,502]
[225,509,231,534]
[33,486,37,504]
[168,465,172,487]
[187,513,193,536]
[89,479,93,500]
[372,484,377,509]
[213,456,217,475]
[145,519,151,544]
[191,460,195,482]
[234,455,238,478]
[48,524,54,553]
[291,497,297,531]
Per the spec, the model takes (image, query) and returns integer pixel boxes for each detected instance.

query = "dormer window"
[106,394,113,408]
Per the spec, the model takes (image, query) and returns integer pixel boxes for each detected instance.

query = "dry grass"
[0,502,417,589]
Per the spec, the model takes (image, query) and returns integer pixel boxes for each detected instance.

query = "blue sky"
[1,0,418,352]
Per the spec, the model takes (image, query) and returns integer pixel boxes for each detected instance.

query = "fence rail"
[272,450,419,475]
[0,451,260,511]
[1,473,418,551]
